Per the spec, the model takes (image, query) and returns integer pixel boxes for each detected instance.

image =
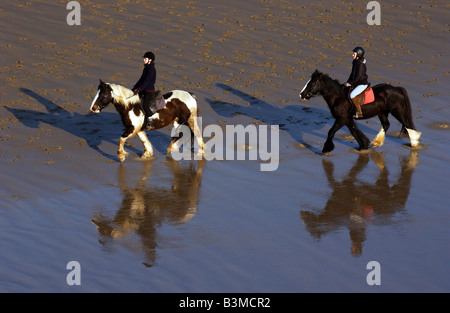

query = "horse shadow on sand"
[206,83,378,155]
[300,149,419,257]
[5,88,171,161]
[91,157,205,267]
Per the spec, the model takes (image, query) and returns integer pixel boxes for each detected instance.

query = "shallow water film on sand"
[0,0,448,293]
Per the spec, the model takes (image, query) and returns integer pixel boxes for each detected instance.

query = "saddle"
[153,90,166,111]
[352,84,375,106]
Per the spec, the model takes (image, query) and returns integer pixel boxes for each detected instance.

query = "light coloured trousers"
[350,84,368,98]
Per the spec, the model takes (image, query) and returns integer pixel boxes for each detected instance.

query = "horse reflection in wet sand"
[91,158,205,267]
[300,150,419,256]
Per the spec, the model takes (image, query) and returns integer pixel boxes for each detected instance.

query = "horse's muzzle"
[90,103,104,113]
[299,92,312,100]
[90,107,101,113]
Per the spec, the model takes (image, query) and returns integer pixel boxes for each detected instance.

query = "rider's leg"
[142,91,155,128]
[350,85,368,118]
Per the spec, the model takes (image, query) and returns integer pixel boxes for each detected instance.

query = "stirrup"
[353,113,363,119]
[145,117,153,130]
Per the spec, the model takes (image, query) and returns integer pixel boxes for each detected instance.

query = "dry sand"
[0,0,449,292]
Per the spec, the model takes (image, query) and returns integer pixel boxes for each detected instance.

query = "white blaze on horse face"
[299,79,311,99]
[90,89,101,113]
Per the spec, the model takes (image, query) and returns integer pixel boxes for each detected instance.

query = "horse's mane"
[316,71,347,95]
[108,83,140,108]
[319,71,344,88]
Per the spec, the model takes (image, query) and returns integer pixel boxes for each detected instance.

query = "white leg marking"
[371,128,386,148]
[190,115,205,154]
[118,136,129,162]
[406,128,422,147]
[137,131,153,158]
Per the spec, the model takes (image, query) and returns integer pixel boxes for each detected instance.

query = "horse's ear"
[99,79,104,85]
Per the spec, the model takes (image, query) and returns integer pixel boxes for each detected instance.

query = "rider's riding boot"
[145,100,158,130]
[143,92,158,130]
[150,90,161,112]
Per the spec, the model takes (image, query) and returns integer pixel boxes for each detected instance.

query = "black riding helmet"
[142,51,155,61]
[352,47,365,59]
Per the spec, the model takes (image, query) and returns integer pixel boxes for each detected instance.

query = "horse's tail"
[398,87,415,137]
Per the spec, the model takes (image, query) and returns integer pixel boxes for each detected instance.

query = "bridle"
[306,77,321,98]
[94,91,112,112]
[305,75,336,98]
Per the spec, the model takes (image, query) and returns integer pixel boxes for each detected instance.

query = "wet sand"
[0,0,449,292]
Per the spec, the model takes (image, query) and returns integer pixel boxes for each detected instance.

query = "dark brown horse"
[299,70,421,154]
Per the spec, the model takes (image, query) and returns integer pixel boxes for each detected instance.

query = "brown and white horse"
[90,80,204,162]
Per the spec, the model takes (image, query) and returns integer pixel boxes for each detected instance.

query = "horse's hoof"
[370,141,382,148]
[370,139,381,148]
[196,147,205,155]
[322,143,334,155]
[141,151,153,159]
[118,152,128,163]
[322,147,333,155]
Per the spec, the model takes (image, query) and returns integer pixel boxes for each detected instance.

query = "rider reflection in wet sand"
[91,158,205,267]
[300,150,419,256]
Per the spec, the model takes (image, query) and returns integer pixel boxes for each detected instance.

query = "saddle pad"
[363,88,375,105]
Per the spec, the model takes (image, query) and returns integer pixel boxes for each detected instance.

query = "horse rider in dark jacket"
[345,47,369,119]
[133,51,158,128]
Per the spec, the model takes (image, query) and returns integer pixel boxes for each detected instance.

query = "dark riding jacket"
[133,63,156,92]
[347,59,368,88]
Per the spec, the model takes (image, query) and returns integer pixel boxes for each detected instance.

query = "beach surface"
[0,0,449,292]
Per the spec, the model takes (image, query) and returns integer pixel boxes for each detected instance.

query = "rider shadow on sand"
[6,88,170,161]
[207,83,374,155]
[300,149,419,257]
